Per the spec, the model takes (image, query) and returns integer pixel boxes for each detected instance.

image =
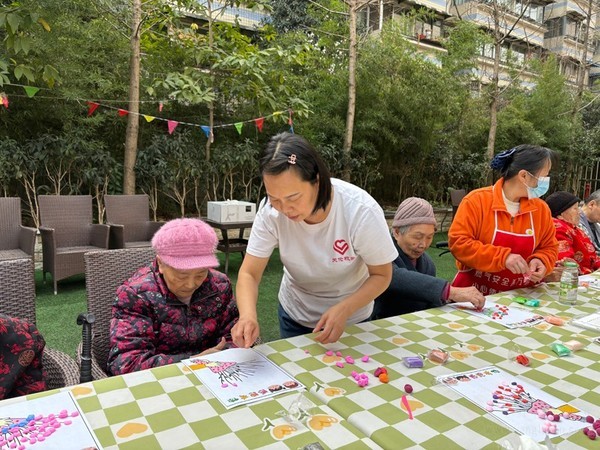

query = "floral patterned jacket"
[107,260,239,375]
[0,314,47,399]
[553,217,600,274]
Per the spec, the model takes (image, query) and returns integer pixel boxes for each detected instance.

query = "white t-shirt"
[247,178,398,327]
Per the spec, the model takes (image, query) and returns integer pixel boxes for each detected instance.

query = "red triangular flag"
[167,120,179,135]
[87,101,99,116]
[118,109,128,117]
[254,117,264,132]
[1,95,8,109]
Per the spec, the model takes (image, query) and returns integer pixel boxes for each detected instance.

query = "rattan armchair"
[38,195,110,294]
[78,248,156,381]
[0,197,37,262]
[104,194,164,249]
[0,258,80,390]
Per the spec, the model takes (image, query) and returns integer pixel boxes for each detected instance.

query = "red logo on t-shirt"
[333,239,349,255]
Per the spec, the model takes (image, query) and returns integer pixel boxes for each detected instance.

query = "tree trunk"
[342,0,358,182]
[205,0,214,162]
[123,0,142,195]
[485,4,502,185]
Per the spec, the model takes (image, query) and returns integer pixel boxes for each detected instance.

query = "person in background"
[545,191,600,275]
[232,132,397,347]
[449,144,558,295]
[0,314,47,399]
[371,197,485,320]
[108,218,238,375]
[579,189,600,255]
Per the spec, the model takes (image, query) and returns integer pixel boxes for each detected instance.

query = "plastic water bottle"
[558,261,578,305]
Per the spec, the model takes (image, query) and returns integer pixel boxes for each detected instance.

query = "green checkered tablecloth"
[257,281,600,449]
[58,363,380,449]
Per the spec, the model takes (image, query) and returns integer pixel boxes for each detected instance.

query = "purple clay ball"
[404,384,413,394]
[587,415,595,424]
[588,430,597,440]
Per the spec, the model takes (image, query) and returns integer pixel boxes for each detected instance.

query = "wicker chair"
[104,194,164,249]
[0,197,37,262]
[0,258,80,390]
[436,188,467,256]
[38,195,110,294]
[78,248,156,381]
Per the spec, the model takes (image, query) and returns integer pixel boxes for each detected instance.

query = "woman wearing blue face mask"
[448,145,559,295]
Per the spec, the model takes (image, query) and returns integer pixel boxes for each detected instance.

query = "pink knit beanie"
[392,197,437,228]
[151,218,219,270]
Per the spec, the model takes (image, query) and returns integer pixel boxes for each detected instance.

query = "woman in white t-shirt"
[231,133,398,346]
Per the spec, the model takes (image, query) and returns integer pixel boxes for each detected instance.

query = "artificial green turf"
[36,234,457,358]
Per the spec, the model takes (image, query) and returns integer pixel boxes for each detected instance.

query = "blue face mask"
[525,174,550,199]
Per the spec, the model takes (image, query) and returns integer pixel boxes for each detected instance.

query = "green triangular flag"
[234,122,243,135]
[24,86,40,98]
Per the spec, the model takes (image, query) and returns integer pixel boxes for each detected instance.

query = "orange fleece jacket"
[448,178,558,275]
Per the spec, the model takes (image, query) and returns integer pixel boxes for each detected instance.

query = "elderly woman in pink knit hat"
[107,218,238,376]
[372,197,485,319]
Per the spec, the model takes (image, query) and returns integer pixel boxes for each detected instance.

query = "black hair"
[492,144,558,180]
[260,133,332,214]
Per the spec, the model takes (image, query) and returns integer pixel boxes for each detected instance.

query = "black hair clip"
[490,147,518,171]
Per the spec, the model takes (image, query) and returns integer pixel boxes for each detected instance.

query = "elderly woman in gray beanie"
[372,198,485,319]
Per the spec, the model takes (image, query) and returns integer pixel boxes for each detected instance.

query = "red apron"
[453,211,536,295]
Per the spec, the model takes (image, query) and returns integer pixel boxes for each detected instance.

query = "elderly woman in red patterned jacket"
[107,218,239,376]
[545,191,600,276]
[0,314,47,399]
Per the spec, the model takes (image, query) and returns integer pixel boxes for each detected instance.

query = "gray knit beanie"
[392,197,437,228]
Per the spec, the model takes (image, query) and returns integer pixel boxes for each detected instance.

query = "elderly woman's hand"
[191,337,228,358]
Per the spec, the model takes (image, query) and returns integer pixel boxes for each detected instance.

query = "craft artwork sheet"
[0,391,101,449]
[437,366,588,442]
[182,348,305,409]
[578,274,600,291]
[450,299,544,328]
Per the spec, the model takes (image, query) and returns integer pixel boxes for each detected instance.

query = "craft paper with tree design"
[450,299,544,328]
[0,390,101,449]
[182,348,304,409]
[437,366,588,442]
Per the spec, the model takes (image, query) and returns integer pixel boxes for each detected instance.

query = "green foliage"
[0,3,58,86]
[441,20,490,76]
[151,16,312,121]
[268,0,315,33]
[524,56,573,153]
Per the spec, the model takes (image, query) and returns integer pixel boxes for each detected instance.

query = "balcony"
[184,1,270,30]
[454,2,547,47]
[544,0,588,21]
[544,34,595,60]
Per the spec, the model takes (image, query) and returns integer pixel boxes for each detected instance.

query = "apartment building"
[363,0,598,89]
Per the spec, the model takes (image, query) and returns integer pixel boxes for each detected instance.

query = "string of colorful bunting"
[1,83,294,140]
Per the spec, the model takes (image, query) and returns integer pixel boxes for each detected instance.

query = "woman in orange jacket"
[448,145,559,295]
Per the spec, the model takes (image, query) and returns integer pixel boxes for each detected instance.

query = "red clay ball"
[404,384,413,394]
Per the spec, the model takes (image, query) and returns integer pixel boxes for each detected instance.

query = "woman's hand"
[312,303,351,345]
[192,337,228,357]
[231,317,260,349]
[505,253,529,274]
[527,258,547,283]
[448,286,485,309]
